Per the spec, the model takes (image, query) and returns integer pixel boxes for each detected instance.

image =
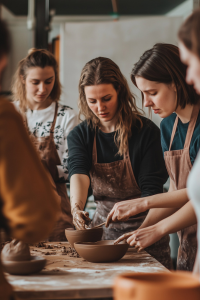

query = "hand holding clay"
[1,239,31,262]
[72,205,91,230]
[105,198,147,227]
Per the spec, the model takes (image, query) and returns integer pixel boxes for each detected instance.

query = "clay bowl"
[2,256,46,275]
[65,227,103,248]
[74,240,129,263]
[113,272,200,300]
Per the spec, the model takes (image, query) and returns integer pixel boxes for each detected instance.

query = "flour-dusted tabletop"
[6,242,169,299]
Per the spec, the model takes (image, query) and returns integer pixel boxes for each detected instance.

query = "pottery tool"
[92,222,106,229]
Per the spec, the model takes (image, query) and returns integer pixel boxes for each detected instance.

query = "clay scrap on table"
[32,242,80,258]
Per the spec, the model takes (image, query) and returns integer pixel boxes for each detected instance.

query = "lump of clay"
[1,239,31,262]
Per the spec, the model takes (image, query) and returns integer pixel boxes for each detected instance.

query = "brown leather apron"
[164,104,199,271]
[25,102,73,241]
[90,131,172,269]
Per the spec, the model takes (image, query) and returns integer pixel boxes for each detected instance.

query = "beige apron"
[25,102,73,241]
[164,104,199,271]
[90,131,172,269]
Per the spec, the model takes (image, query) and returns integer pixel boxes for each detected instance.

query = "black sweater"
[67,116,168,198]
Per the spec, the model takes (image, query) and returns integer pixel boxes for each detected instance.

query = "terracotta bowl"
[113,272,200,300]
[65,227,103,248]
[2,256,46,275]
[74,240,129,263]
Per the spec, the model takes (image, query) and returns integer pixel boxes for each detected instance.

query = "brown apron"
[90,131,172,269]
[164,104,199,271]
[25,102,73,241]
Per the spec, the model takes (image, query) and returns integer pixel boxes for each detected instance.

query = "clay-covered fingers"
[73,211,91,230]
[82,211,91,225]
[73,217,85,230]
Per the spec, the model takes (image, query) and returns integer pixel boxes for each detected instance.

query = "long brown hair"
[178,8,200,58]
[131,43,198,109]
[79,57,143,156]
[12,48,61,112]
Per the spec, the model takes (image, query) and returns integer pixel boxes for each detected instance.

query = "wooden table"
[6,242,169,300]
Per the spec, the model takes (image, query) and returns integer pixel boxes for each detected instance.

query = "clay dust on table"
[32,242,80,258]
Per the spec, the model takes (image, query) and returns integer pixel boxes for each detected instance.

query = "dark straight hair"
[131,43,198,109]
[0,20,11,58]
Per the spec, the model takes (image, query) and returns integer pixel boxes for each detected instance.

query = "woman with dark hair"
[107,43,200,271]
[12,48,79,241]
[67,57,172,269]
[178,8,200,274]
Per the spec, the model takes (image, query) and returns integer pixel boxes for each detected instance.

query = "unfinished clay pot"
[113,272,200,300]
[65,227,103,248]
[74,240,128,263]
[2,256,46,275]
[1,240,46,275]
[1,240,31,262]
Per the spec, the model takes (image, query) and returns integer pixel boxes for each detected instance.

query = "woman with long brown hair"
[67,57,172,269]
[12,48,79,241]
[107,43,200,271]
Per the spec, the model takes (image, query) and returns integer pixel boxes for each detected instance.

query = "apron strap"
[169,116,179,151]
[22,109,30,134]
[184,103,200,149]
[169,103,200,151]
[50,102,59,137]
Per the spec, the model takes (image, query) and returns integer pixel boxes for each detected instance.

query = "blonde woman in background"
[12,49,79,241]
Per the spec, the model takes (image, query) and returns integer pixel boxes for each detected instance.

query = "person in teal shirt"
[106,43,199,271]
[161,112,200,164]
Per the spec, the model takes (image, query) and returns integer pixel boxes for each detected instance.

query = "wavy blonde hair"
[79,57,143,156]
[12,48,61,112]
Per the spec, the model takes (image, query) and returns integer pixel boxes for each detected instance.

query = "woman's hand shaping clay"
[114,224,164,251]
[72,204,91,230]
[105,198,147,227]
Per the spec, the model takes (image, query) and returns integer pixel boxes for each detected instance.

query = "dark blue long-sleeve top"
[67,116,169,198]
